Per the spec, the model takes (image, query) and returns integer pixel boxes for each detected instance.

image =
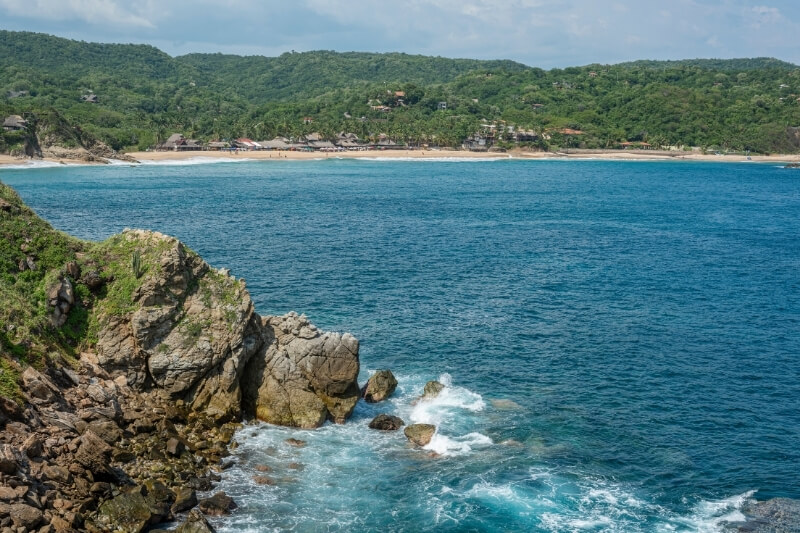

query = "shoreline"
[2,149,800,167]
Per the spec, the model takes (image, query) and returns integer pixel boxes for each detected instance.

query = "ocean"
[2,158,798,532]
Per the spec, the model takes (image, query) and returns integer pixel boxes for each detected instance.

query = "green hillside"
[2,30,800,153]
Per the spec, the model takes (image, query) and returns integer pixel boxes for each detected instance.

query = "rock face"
[176,509,217,533]
[93,230,360,426]
[361,370,398,403]
[241,312,360,428]
[369,414,405,431]
[404,424,436,446]
[47,276,75,327]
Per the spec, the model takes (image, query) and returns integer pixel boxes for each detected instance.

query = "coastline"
[2,149,800,167]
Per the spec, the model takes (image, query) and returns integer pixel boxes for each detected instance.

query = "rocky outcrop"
[93,231,360,428]
[241,312,360,428]
[404,424,436,446]
[369,414,405,431]
[361,370,398,403]
[47,276,75,327]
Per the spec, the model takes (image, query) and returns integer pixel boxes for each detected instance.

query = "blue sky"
[0,0,798,67]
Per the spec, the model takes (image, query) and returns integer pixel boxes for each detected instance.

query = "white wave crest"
[137,157,255,166]
[424,432,493,456]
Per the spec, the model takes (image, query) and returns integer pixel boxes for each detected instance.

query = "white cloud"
[0,0,160,28]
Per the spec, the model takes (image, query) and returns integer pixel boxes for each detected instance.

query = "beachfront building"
[157,133,203,151]
[233,138,262,150]
[258,138,292,150]
[206,141,230,151]
[3,115,28,131]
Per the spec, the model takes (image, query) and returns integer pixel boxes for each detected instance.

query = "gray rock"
[242,313,360,428]
[176,509,216,533]
[2,503,43,529]
[726,497,800,532]
[362,370,398,403]
[404,424,436,446]
[368,414,405,431]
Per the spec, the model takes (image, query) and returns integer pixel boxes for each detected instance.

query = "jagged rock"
[171,487,197,514]
[175,509,216,533]
[368,414,405,431]
[21,434,42,457]
[404,424,436,446]
[242,312,360,428]
[21,367,57,403]
[83,270,104,290]
[74,430,114,475]
[285,438,306,448]
[42,464,72,484]
[86,419,123,444]
[0,397,23,422]
[253,475,275,485]
[93,482,173,532]
[47,276,74,327]
[197,491,236,516]
[361,370,398,403]
[95,233,263,420]
[0,503,43,529]
[422,380,445,399]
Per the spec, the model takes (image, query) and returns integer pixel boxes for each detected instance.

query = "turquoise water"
[2,159,799,531]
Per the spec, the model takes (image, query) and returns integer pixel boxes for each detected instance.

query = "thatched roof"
[3,115,27,129]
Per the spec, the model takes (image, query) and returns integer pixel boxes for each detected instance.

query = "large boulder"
[422,380,445,399]
[242,312,360,428]
[93,482,173,533]
[728,498,800,532]
[361,369,398,403]
[95,231,265,421]
[197,491,237,516]
[404,424,436,447]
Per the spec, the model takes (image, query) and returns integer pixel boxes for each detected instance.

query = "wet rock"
[171,487,197,514]
[404,424,436,447]
[727,497,800,532]
[254,464,272,472]
[241,312,360,428]
[368,414,405,431]
[196,491,237,516]
[175,509,216,533]
[287,462,304,471]
[253,476,275,485]
[422,381,445,399]
[285,438,306,448]
[361,370,398,403]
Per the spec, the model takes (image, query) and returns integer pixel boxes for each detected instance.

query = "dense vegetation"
[2,30,800,153]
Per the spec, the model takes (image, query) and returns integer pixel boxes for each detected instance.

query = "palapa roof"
[3,115,27,129]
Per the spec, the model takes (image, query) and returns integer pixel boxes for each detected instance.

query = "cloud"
[0,0,159,28]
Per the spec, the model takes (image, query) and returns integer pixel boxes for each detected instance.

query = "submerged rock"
[361,369,398,403]
[404,424,436,446]
[422,380,445,399]
[369,414,405,431]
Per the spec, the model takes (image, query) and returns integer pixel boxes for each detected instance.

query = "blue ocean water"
[2,158,799,532]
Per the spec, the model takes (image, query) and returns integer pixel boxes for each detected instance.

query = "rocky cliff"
[0,180,360,531]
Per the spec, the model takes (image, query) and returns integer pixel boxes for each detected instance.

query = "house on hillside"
[463,135,488,151]
[7,90,29,99]
[438,102,447,110]
[302,117,314,125]
[81,93,98,104]
[514,130,538,142]
[3,115,28,131]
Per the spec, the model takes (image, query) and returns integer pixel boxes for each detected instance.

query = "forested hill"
[177,51,528,102]
[2,30,800,154]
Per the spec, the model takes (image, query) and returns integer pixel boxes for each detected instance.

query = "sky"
[0,0,798,68]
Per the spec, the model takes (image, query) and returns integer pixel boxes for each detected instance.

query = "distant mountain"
[616,58,798,71]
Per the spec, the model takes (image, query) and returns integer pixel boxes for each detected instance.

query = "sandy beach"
[2,150,800,167]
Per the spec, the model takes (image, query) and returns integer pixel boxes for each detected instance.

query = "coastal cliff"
[0,180,359,531]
